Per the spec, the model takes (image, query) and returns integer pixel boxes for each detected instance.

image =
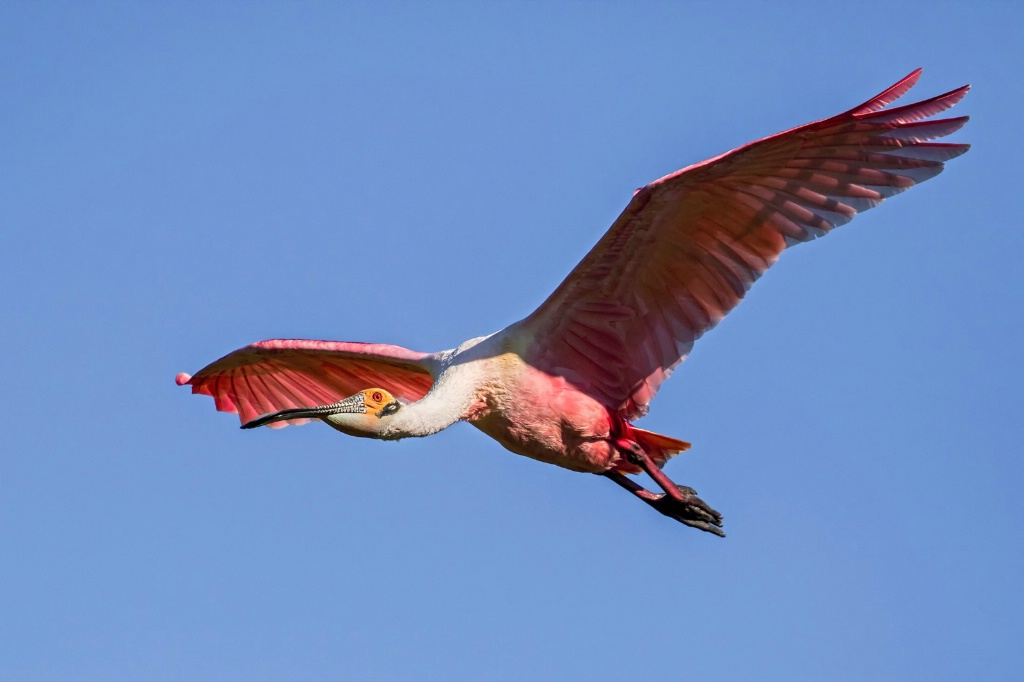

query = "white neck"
[378,331,502,440]
[380,393,461,438]
[379,369,480,440]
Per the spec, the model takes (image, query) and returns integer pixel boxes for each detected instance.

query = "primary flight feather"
[178,70,969,535]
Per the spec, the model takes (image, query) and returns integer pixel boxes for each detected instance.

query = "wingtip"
[175,372,193,386]
[941,83,972,104]
[848,68,925,116]
[895,67,924,91]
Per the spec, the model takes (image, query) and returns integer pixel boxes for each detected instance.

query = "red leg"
[602,469,662,502]
[605,440,725,537]
[618,439,688,501]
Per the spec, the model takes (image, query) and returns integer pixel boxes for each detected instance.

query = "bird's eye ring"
[372,391,383,403]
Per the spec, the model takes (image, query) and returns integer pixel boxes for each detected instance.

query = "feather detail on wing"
[520,69,970,420]
[176,339,437,428]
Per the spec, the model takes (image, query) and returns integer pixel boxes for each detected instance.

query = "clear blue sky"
[2,3,1021,680]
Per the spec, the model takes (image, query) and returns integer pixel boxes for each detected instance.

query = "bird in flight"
[177,70,969,536]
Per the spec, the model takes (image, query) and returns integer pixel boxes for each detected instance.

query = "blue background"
[3,3,1021,680]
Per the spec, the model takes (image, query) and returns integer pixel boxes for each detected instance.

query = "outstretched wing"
[520,69,970,420]
[176,339,438,428]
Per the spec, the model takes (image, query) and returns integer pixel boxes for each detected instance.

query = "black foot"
[648,485,725,537]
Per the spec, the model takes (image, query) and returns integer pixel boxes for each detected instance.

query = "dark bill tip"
[241,407,319,430]
[239,394,365,430]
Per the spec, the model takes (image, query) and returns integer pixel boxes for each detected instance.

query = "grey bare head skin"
[241,388,402,438]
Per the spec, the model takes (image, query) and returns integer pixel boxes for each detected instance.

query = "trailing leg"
[603,441,724,536]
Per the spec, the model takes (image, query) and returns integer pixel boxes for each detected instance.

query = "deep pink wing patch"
[177,339,437,428]
[520,69,970,420]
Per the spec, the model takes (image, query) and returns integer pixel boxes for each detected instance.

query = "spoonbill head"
[177,69,969,537]
[238,388,403,436]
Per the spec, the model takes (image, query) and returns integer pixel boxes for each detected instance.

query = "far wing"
[520,69,969,420]
[176,339,438,428]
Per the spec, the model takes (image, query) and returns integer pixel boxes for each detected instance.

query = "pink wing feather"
[520,69,970,420]
[177,339,437,428]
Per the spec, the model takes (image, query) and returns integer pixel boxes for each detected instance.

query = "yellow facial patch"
[362,388,397,412]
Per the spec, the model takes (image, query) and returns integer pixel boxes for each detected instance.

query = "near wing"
[520,69,970,420]
[176,339,437,427]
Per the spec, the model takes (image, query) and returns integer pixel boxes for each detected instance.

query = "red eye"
[372,391,383,403]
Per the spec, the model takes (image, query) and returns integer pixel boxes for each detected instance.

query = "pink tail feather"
[613,426,691,474]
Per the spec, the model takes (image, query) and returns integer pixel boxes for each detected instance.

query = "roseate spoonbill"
[177,70,969,536]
